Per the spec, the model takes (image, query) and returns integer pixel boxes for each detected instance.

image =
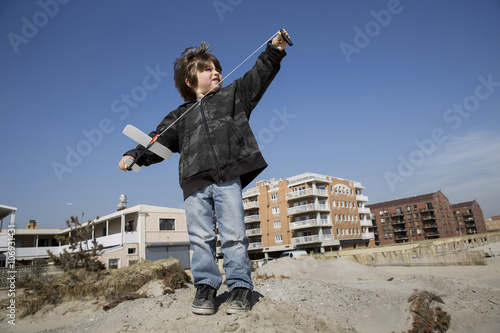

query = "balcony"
[289,218,332,230]
[419,206,434,213]
[288,203,330,215]
[286,188,328,200]
[358,207,371,214]
[95,233,122,248]
[246,228,262,237]
[15,245,69,259]
[291,234,334,245]
[359,218,372,227]
[420,214,436,221]
[248,242,263,250]
[287,173,330,187]
[425,232,440,238]
[390,212,404,217]
[395,235,409,241]
[242,188,259,199]
[393,228,407,233]
[352,181,364,190]
[362,231,375,239]
[244,215,261,223]
[356,194,369,202]
[422,223,438,229]
[243,201,259,210]
[392,220,406,225]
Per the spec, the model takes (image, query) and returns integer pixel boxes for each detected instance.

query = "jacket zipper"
[199,101,223,182]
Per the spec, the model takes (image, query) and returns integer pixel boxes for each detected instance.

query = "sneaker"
[226,287,252,314]
[192,284,217,315]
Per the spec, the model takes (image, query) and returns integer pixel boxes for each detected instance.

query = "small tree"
[48,214,105,272]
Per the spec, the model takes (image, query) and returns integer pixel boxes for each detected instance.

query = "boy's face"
[187,61,222,99]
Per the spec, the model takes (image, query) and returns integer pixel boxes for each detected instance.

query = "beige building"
[485,215,500,232]
[228,172,374,260]
[0,204,190,269]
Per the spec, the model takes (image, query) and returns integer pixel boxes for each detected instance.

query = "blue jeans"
[185,177,253,292]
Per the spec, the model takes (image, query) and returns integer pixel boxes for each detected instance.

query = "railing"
[358,207,371,214]
[286,188,328,200]
[242,188,259,199]
[356,194,369,202]
[359,218,372,227]
[352,181,364,189]
[362,231,375,239]
[95,233,122,247]
[15,245,70,258]
[289,218,332,230]
[288,203,329,215]
[246,228,262,236]
[244,215,261,223]
[123,231,139,244]
[287,173,329,187]
[243,201,259,210]
[291,234,334,245]
[248,242,263,250]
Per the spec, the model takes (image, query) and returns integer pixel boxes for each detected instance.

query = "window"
[273,220,281,229]
[159,218,175,231]
[413,205,418,211]
[381,218,385,224]
[125,220,135,232]
[272,207,280,215]
[271,193,278,200]
[127,247,136,255]
[406,206,411,212]
[108,258,120,269]
[102,227,107,237]
[275,235,283,242]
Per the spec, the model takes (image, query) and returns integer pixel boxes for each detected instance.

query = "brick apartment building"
[225,172,375,260]
[452,200,487,235]
[367,191,459,246]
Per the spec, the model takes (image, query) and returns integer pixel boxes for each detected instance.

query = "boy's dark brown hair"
[174,42,222,102]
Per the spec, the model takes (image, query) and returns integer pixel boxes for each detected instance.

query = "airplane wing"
[122,125,173,172]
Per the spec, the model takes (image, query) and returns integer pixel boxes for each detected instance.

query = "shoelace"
[231,288,249,301]
[197,285,215,300]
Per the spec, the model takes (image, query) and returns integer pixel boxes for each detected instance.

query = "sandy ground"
[2,241,500,333]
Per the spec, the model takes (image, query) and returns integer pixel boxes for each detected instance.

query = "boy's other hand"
[273,29,290,51]
[119,156,134,171]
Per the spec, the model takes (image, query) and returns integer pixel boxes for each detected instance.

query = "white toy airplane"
[122,125,173,172]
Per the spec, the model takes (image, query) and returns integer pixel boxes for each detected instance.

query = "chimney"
[117,194,128,211]
[26,220,38,229]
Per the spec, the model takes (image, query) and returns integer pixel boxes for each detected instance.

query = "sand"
[2,241,499,333]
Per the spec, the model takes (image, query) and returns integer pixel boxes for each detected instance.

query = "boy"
[119,30,290,315]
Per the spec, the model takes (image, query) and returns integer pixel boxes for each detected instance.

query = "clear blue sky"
[1,0,499,229]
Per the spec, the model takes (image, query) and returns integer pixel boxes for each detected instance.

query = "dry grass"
[407,290,451,333]
[254,272,290,281]
[1,259,190,318]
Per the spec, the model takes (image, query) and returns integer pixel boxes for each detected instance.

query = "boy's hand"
[119,156,133,171]
[272,29,290,51]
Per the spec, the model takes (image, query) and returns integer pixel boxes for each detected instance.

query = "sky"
[1,0,499,230]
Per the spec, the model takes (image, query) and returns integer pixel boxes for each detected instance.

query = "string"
[129,31,280,168]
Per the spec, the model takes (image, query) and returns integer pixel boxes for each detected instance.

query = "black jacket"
[125,42,286,199]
